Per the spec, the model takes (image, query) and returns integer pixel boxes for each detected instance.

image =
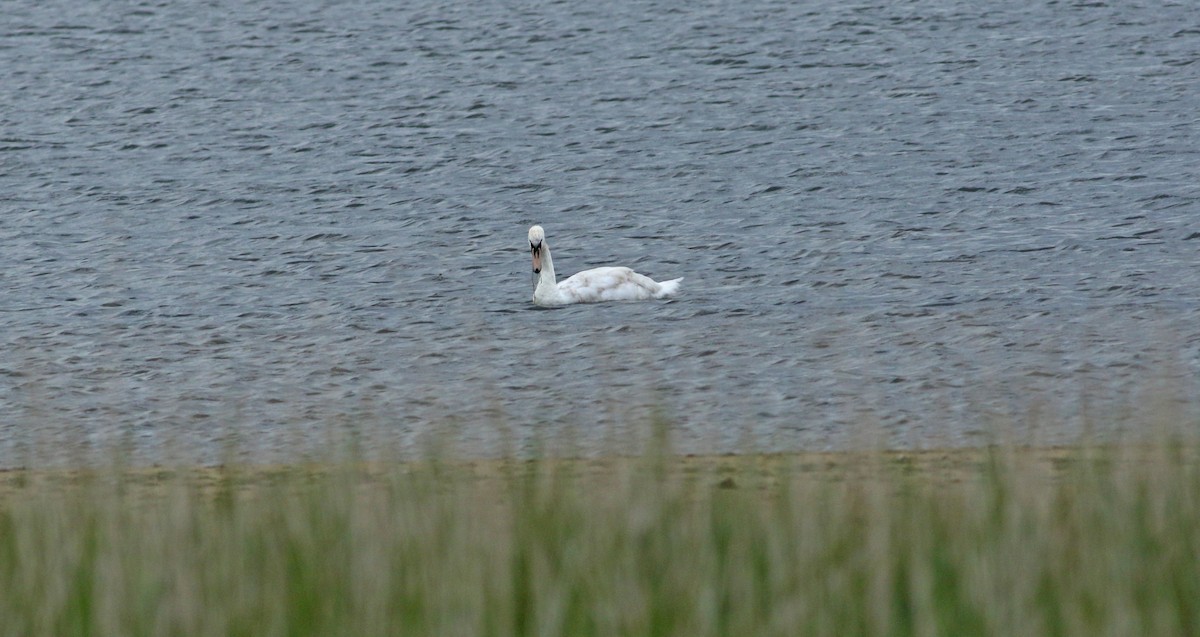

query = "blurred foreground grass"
[0,440,1198,636]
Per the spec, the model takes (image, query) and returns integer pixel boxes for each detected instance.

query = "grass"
[0,439,1198,636]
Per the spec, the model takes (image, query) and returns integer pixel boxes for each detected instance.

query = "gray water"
[3,0,1199,465]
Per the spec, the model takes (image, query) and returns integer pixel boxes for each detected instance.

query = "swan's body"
[528,225,682,306]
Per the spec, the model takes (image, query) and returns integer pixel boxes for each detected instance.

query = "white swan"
[528,225,682,306]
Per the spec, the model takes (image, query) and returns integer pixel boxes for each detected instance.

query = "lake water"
[3,0,1199,465]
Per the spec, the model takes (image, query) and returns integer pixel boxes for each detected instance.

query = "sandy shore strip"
[0,444,1179,501]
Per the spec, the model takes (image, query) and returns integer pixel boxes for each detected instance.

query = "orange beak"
[531,244,542,273]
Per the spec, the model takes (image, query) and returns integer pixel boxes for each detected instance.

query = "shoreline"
[0,442,1175,500]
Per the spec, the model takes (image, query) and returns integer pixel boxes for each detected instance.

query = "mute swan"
[527,225,682,306]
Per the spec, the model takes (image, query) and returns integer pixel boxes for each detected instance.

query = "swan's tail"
[656,277,683,298]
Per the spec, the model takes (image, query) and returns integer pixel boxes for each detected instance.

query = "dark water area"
[2,0,1199,465]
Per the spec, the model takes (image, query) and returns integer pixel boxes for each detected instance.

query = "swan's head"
[528,225,545,274]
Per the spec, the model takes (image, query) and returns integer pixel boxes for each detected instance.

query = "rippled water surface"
[3,0,1200,464]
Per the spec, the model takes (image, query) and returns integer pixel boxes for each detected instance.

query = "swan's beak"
[530,243,541,274]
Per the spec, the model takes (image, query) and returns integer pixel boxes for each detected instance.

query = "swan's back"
[559,267,681,303]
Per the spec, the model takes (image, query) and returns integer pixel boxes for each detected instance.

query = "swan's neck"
[533,244,563,304]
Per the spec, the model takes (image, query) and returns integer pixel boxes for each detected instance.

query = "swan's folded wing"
[559,267,658,302]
